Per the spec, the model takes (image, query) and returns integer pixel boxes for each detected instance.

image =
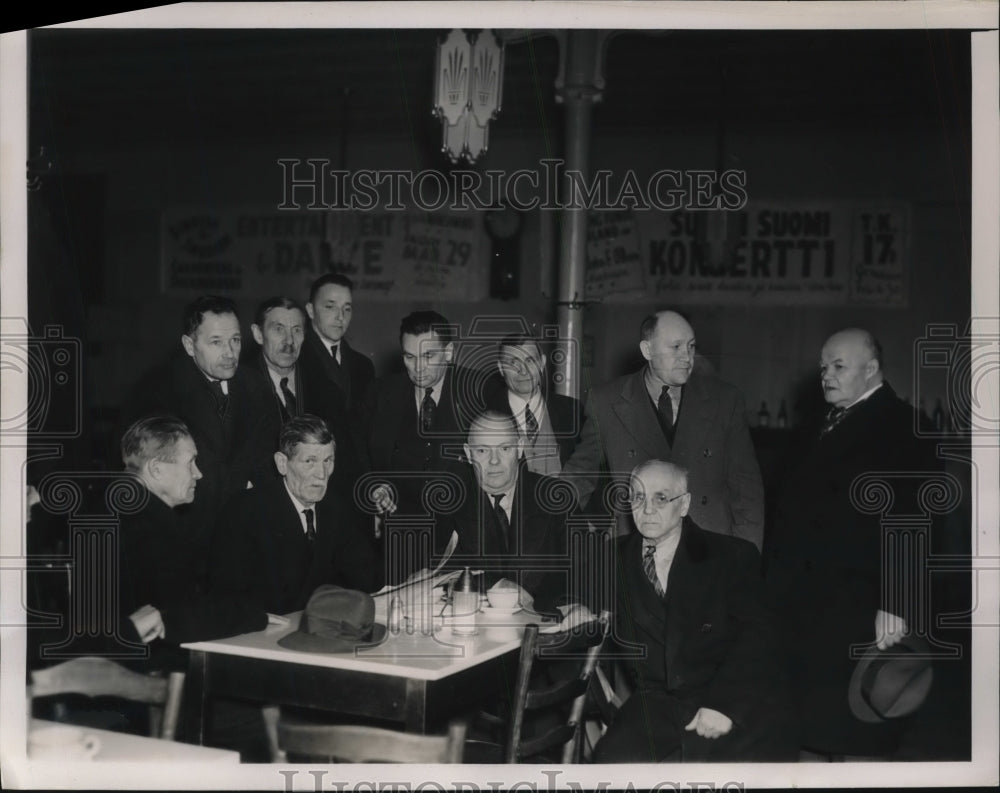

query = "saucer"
[480,605,523,617]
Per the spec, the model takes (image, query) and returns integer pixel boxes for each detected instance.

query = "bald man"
[561,310,764,548]
[764,328,933,757]
[594,459,795,762]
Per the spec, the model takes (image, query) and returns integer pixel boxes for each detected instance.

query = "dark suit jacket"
[119,353,275,530]
[119,491,267,666]
[609,518,792,746]
[433,466,571,614]
[763,382,934,754]
[211,479,384,615]
[247,349,304,427]
[484,385,586,466]
[562,369,764,548]
[298,329,375,497]
[368,365,490,514]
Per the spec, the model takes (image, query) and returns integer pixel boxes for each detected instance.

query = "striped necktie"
[643,544,664,597]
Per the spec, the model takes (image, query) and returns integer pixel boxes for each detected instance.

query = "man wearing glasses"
[593,459,795,763]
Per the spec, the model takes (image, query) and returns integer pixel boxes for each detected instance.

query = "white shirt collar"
[507,391,544,428]
[265,366,296,400]
[315,330,342,362]
[204,374,229,396]
[414,378,446,411]
[283,481,314,534]
[485,483,517,517]
[844,381,884,410]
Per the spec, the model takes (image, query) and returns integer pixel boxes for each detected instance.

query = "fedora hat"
[848,634,933,723]
[278,586,387,653]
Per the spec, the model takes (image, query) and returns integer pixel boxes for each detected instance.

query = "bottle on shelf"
[776,399,788,429]
[757,401,770,428]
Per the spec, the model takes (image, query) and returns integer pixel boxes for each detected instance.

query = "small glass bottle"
[757,401,771,428]
[388,596,402,635]
[451,567,480,636]
[777,399,788,429]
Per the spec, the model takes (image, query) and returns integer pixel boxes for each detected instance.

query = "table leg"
[186,650,208,745]
[403,679,427,733]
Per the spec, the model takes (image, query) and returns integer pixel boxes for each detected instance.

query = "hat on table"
[848,634,933,723]
[278,586,387,653]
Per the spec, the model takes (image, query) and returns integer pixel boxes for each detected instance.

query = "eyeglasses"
[629,491,688,509]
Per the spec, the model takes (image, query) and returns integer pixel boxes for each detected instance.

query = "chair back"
[269,713,467,763]
[30,657,185,740]
[506,609,611,763]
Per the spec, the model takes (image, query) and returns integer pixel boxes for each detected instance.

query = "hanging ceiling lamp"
[433,29,504,165]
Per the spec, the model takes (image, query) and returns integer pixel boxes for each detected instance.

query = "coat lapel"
[671,373,714,455]
[662,521,708,676]
[612,371,671,459]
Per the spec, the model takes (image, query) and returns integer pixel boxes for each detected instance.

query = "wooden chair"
[30,657,185,741]
[261,707,467,763]
[470,609,612,763]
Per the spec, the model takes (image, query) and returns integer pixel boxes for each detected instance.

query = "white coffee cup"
[486,587,520,611]
[29,724,101,761]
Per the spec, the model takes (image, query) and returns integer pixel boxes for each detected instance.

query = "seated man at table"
[593,459,796,763]
[211,414,383,614]
[118,416,268,670]
[430,411,575,615]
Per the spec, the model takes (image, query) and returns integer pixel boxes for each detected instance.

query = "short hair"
[467,410,520,440]
[253,296,306,329]
[497,332,543,357]
[278,414,335,458]
[121,416,192,473]
[631,458,689,491]
[309,273,354,304]
[639,309,693,342]
[399,310,454,345]
[862,331,884,369]
[182,295,240,338]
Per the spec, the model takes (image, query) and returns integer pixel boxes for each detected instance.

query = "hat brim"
[848,634,932,723]
[277,623,387,653]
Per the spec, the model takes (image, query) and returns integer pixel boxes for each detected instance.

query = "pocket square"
[700,623,713,632]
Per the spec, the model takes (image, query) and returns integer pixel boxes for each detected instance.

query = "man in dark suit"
[119,295,274,536]
[561,310,764,549]
[764,328,933,757]
[118,416,268,670]
[248,296,307,430]
[212,415,384,615]
[298,273,375,502]
[368,311,493,522]
[484,333,585,476]
[432,411,574,614]
[594,459,796,763]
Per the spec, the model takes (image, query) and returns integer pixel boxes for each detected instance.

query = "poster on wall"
[584,202,911,306]
[161,207,488,301]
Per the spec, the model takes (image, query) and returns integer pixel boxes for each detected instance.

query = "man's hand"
[371,484,397,516]
[555,603,595,631]
[875,609,908,650]
[684,707,733,740]
[129,604,165,644]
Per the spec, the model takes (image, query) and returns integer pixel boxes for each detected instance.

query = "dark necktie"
[303,508,316,543]
[329,344,341,368]
[209,379,229,419]
[420,387,436,433]
[820,406,848,437]
[524,405,539,443]
[643,544,664,598]
[492,493,510,552]
[280,377,297,417]
[657,385,675,442]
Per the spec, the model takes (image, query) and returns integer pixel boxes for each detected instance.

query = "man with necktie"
[593,459,795,763]
[119,295,274,537]
[485,333,585,476]
[561,310,764,549]
[212,414,383,615]
[298,273,375,503]
[367,311,491,524]
[432,411,573,615]
[764,328,936,757]
[248,296,307,438]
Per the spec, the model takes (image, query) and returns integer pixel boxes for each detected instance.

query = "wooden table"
[182,607,542,741]
[29,719,240,763]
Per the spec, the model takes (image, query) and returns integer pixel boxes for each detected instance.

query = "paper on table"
[371,530,459,596]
